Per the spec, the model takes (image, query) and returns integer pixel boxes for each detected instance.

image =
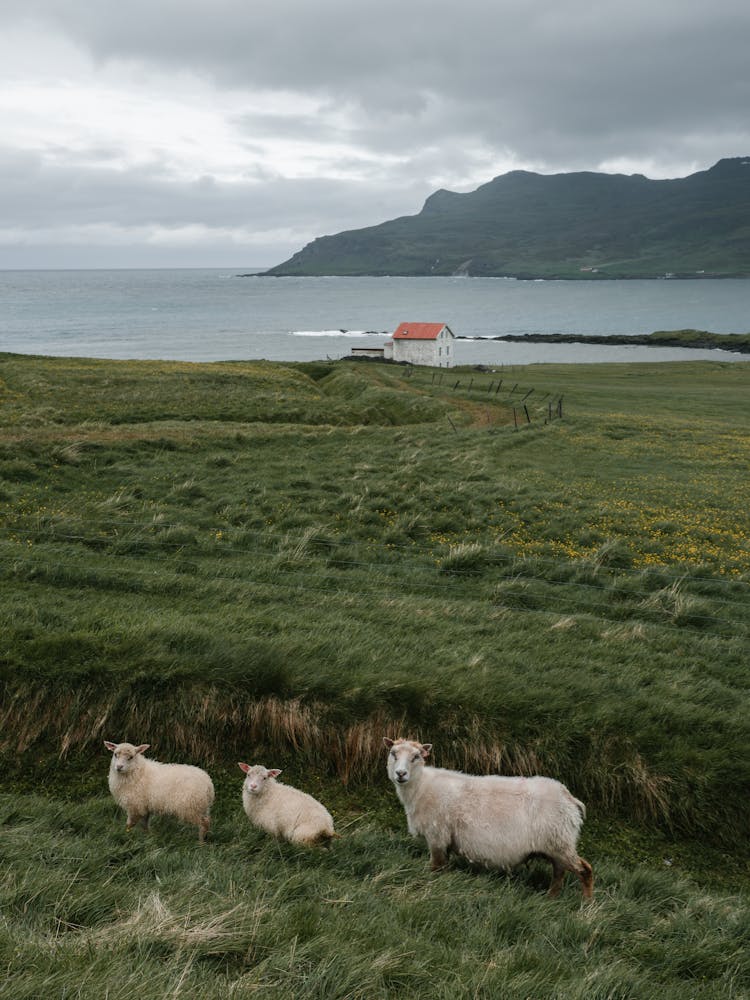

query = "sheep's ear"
[104,741,116,752]
[267,769,282,778]
[382,737,395,749]
[238,762,250,774]
[134,744,150,755]
[420,744,433,759]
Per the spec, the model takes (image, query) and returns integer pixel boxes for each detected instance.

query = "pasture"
[1,352,749,997]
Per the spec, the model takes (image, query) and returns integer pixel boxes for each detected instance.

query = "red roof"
[392,322,450,341]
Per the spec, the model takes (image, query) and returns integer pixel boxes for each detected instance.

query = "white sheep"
[238,763,336,847]
[104,741,215,844]
[383,737,593,899]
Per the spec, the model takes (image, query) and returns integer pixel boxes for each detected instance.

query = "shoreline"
[458,330,750,354]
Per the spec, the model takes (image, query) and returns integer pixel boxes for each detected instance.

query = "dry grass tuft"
[0,683,707,833]
[601,623,647,642]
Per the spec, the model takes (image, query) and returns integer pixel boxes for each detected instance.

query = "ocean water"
[1,269,749,366]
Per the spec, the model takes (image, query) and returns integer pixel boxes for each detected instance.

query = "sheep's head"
[238,763,282,794]
[383,738,432,785]
[104,741,149,775]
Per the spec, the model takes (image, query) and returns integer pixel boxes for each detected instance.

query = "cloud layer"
[2,0,749,267]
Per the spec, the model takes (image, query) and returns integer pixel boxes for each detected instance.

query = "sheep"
[238,763,336,847]
[383,737,593,899]
[104,741,215,844]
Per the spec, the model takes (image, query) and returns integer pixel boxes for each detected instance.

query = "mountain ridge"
[261,158,750,279]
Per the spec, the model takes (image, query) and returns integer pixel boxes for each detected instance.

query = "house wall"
[437,327,453,368]
[392,339,438,365]
[392,327,453,367]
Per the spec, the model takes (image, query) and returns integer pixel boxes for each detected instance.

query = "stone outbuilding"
[385,322,455,367]
[350,346,386,359]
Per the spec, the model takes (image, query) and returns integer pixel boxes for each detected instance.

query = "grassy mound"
[2,352,749,995]
[2,354,749,839]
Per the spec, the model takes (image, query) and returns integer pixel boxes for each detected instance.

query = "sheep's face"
[383,738,432,785]
[238,763,281,794]
[104,741,149,775]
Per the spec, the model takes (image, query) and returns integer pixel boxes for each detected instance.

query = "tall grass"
[2,792,748,999]
[1,356,749,837]
[2,353,750,995]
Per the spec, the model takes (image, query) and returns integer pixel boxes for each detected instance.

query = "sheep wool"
[384,737,593,899]
[238,763,336,847]
[104,741,215,843]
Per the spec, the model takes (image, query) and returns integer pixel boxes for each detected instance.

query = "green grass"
[1,352,749,996]
[2,793,749,999]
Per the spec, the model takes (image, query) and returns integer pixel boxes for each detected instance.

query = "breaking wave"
[290,329,381,338]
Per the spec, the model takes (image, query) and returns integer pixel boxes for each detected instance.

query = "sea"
[1,269,749,366]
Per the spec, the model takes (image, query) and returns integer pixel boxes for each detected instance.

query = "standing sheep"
[383,737,593,899]
[104,741,215,844]
[238,763,336,847]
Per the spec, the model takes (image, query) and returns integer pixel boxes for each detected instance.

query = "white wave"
[290,329,378,338]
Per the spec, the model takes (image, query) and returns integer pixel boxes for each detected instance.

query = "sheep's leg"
[577,858,594,900]
[125,810,146,832]
[549,856,594,900]
[140,813,150,831]
[429,843,449,871]
[547,860,566,898]
[303,829,336,849]
[198,815,210,844]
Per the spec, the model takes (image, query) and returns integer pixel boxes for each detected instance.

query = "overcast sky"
[2,0,749,269]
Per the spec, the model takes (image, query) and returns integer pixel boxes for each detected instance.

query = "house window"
[438,347,442,356]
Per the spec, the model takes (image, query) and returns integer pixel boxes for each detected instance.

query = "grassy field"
[1,352,749,998]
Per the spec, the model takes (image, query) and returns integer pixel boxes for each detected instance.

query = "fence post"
[513,407,518,430]
[523,404,531,423]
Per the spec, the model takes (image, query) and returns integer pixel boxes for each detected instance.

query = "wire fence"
[409,367,564,428]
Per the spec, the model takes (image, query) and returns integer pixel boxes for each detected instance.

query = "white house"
[384,322,455,367]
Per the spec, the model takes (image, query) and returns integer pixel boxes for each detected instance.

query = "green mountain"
[263,158,750,279]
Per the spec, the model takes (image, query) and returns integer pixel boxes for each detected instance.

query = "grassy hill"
[263,158,750,279]
[1,352,749,997]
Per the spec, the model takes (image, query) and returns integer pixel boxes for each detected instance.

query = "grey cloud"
[234,111,346,145]
[13,1,750,159]
[3,0,749,267]
[0,145,425,237]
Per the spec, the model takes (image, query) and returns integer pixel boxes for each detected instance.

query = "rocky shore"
[458,330,750,353]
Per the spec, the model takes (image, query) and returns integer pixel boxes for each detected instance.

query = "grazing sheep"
[383,737,593,899]
[238,763,336,847]
[104,741,214,844]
